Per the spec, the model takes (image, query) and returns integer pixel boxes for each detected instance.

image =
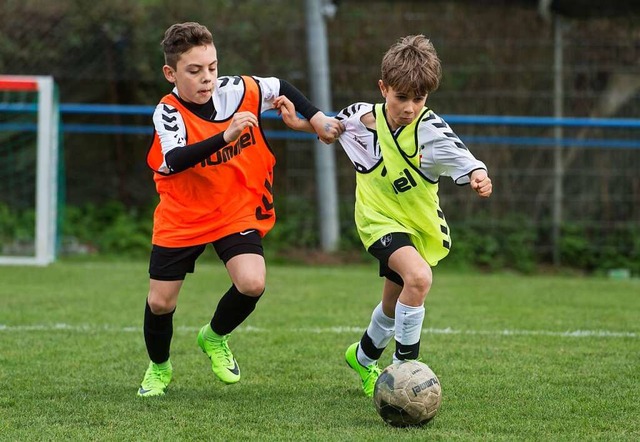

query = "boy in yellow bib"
[277,35,492,397]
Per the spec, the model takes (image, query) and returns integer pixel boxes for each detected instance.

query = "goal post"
[0,75,60,265]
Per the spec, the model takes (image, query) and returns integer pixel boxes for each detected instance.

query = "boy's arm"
[273,95,315,133]
[164,133,226,173]
[277,80,321,123]
[421,134,492,198]
[273,94,344,143]
[418,113,491,197]
[162,111,258,174]
[278,80,343,143]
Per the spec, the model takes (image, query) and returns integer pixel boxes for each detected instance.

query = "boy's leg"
[198,231,265,384]
[138,244,204,397]
[138,280,182,397]
[387,246,432,362]
[144,279,183,362]
[357,281,400,366]
[345,293,397,397]
[345,234,410,397]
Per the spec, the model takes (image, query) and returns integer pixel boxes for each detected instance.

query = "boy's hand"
[224,111,258,143]
[470,169,492,197]
[273,96,312,132]
[273,97,344,143]
[309,112,345,144]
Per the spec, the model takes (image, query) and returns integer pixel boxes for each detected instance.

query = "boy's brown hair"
[161,22,214,69]
[381,35,442,96]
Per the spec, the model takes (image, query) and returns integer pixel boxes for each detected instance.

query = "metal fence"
[37,104,640,268]
[1,0,639,268]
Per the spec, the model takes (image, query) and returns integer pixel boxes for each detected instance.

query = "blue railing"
[1,103,640,147]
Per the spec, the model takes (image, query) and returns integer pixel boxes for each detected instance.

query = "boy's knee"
[404,266,432,296]
[147,296,176,315]
[235,276,265,297]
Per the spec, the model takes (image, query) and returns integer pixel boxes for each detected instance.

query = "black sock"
[395,339,420,361]
[210,285,262,336]
[360,331,385,360]
[143,301,175,364]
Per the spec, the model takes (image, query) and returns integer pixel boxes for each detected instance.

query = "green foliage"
[62,201,152,257]
[0,203,35,243]
[558,223,592,269]
[447,213,537,273]
[1,200,633,275]
[266,197,320,250]
[560,222,640,275]
[443,215,640,275]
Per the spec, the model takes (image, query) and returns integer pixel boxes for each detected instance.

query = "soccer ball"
[373,360,442,427]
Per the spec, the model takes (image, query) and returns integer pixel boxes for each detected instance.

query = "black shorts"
[367,232,414,287]
[149,229,263,281]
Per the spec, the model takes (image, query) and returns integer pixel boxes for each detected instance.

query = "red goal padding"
[0,76,39,91]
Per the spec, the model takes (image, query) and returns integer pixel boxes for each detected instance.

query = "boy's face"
[378,81,427,130]
[163,44,218,104]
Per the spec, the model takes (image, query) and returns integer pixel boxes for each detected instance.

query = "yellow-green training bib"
[354,103,451,266]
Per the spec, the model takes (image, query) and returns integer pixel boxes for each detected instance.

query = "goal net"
[0,76,60,265]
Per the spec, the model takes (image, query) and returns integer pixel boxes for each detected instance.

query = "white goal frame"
[0,75,59,265]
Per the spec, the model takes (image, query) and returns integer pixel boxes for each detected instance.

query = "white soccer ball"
[373,360,442,427]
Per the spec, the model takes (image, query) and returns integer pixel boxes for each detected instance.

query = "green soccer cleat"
[137,360,172,397]
[345,342,381,398]
[197,324,240,384]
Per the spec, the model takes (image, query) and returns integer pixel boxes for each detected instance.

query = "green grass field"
[1,260,639,441]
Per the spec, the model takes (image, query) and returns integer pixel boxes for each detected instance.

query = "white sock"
[393,301,425,362]
[367,302,395,348]
[357,303,395,366]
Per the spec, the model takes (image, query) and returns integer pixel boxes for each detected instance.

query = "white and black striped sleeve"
[336,102,368,121]
[153,102,187,174]
[419,112,487,185]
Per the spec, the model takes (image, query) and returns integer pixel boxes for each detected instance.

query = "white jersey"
[336,102,486,185]
[152,76,281,173]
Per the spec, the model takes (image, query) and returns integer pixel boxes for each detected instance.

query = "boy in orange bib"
[138,22,343,397]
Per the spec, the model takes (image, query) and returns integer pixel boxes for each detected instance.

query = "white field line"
[0,323,636,338]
